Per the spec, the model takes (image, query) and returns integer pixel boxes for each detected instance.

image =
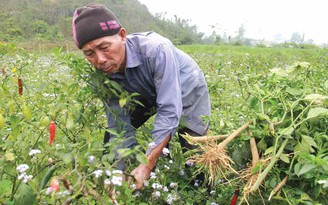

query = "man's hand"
[130,164,152,190]
[131,135,171,190]
[130,134,171,190]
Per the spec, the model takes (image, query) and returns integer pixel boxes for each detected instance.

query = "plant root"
[189,143,238,186]
[188,121,252,186]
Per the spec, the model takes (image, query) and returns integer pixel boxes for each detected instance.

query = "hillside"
[0,0,203,45]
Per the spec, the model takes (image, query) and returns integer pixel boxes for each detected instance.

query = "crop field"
[0,43,327,204]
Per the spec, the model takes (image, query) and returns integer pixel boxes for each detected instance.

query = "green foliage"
[0,42,328,204]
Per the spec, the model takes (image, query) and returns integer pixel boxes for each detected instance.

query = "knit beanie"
[72,3,122,49]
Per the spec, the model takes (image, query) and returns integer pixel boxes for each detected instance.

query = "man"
[72,3,211,190]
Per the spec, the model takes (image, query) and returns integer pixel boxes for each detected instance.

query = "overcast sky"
[138,0,328,44]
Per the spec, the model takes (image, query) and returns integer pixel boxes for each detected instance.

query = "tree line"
[0,0,205,45]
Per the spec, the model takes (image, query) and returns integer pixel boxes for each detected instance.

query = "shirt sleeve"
[146,44,182,155]
[103,98,138,170]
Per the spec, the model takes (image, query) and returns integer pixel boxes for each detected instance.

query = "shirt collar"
[125,37,142,68]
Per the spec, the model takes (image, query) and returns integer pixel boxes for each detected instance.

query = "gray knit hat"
[72,3,122,49]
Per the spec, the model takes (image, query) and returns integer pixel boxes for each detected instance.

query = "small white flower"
[104,178,111,185]
[88,155,95,163]
[170,182,177,188]
[152,190,160,198]
[167,194,173,205]
[112,170,123,175]
[211,203,219,205]
[93,170,103,178]
[152,183,162,189]
[18,173,33,183]
[143,180,149,187]
[179,169,185,176]
[111,176,122,186]
[17,164,29,173]
[45,187,52,195]
[29,149,41,156]
[169,160,173,164]
[163,186,169,192]
[148,142,156,149]
[105,170,112,176]
[162,148,170,156]
[150,172,156,179]
[194,180,199,187]
[186,160,194,167]
[130,184,136,190]
[18,174,25,180]
[164,165,170,170]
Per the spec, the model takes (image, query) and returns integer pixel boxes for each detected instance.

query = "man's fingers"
[127,175,134,184]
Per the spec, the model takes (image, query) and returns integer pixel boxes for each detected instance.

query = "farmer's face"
[82,28,126,74]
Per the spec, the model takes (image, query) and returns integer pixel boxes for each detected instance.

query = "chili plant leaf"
[298,164,317,176]
[306,107,328,120]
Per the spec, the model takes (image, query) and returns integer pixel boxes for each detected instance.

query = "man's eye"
[100,44,110,50]
[84,51,94,57]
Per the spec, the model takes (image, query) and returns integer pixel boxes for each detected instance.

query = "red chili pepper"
[18,76,23,95]
[49,121,56,145]
[230,188,239,205]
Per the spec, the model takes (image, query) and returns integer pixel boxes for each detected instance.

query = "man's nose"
[96,51,107,65]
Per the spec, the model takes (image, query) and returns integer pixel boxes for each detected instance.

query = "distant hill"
[0,0,204,45]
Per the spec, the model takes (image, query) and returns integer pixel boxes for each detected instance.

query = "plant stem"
[250,136,259,166]
[250,138,289,192]
[187,135,227,143]
[219,121,252,148]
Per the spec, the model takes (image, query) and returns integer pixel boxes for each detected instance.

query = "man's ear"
[118,28,127,40]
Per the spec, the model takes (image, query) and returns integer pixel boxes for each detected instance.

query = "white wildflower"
[170,182,177,188]
[148,142,156,149]
[18,173,33,183]
[130,184,136,190]
[17,164,29,173]
[194,180,199,187]
[112,170,123,175]
[45,187,52,195]
[104,178,111,185]
[179,169,185,176]
[93,170,103,178]
[169,160,173,164]
[164,165,170,170]
[29,149,41,156]
[152,191,161,198]
[150,172,156,179]
[88,155,95,163]
[152,183,162,189]
[105,170,112,176]
[111,176,122,186]
[163,186,169,192]
[185,160,194,167]
[167,194,173,205]
[162,147,170,156]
